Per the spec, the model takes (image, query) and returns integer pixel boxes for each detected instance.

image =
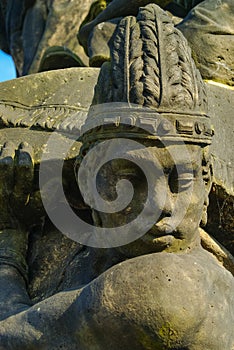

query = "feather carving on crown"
[81,4,213,145]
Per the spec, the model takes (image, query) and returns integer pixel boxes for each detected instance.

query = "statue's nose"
[149,184,174,218]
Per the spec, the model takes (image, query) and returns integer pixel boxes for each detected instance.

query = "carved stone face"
[94,142,209,257]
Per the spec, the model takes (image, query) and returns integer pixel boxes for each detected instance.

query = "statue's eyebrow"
[171,161,201,176]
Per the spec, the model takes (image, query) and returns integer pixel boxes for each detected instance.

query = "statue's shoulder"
[77,250,233,349]
[99,249,233,312]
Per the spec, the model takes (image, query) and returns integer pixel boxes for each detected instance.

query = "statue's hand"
[0,141,44,230]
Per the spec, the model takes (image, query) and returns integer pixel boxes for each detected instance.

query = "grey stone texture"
[0,2,233,349]
[178,0,234,86]
[206,82,234,255]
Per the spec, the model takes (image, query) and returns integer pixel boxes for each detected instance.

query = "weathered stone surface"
[0,67,99,113]
[205,82,234,255]
[207,83,234,193]
[0,0,95,75]
[0,68,99,162]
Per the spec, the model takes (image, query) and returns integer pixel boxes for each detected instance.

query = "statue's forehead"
[109,143,202,171]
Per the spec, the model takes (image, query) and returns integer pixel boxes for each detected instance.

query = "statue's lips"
[143,223,176,248]
[147,219,179,238]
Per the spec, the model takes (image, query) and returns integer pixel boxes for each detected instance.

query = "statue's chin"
[142,233,177,252]
[152,235,175,246]
[139,231,197,255]
[116,233,177,258]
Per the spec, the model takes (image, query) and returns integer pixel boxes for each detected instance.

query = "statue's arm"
[0,229,32,321]
[0,288,83,349]
[0,142,37,320]
[0,141,80,348]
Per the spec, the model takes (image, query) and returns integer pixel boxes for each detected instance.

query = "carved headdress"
[81,4,213,145]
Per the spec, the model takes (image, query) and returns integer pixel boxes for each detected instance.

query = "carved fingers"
[0,141,15,191]
[0,142,38,229]
[14,142,34,199]
[0,142,17,229]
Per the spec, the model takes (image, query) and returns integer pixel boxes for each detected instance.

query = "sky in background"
[0,50,16,82]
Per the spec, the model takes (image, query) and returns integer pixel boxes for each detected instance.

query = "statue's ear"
[201,152,213,227]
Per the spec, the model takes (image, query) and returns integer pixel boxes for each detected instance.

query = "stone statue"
[0,4,233,349]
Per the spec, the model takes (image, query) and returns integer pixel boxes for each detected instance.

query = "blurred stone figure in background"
[0,0,94,74]
[78,0,234,86]
[0,5,233,349]
[177,0,234,86]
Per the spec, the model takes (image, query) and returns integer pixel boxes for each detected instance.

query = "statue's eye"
[177,172,194,190]
[169,166,194,193]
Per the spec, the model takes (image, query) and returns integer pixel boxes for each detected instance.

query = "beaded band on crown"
[80,106,213,146]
